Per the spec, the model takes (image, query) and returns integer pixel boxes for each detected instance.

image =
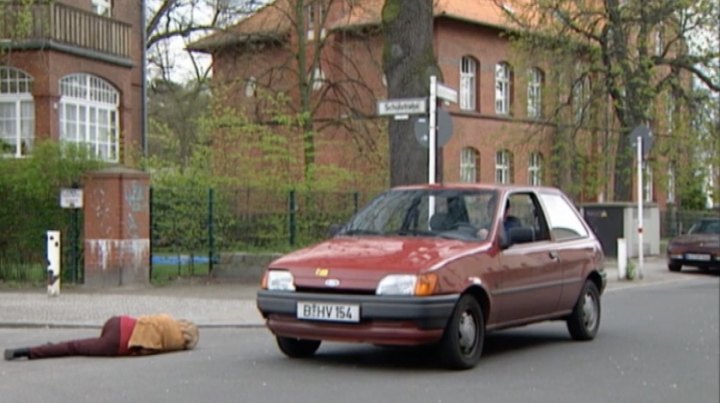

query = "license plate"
[297,302,360,323]
[685,253,711,261]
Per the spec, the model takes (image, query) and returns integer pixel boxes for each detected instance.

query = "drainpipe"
[141,0,148,157]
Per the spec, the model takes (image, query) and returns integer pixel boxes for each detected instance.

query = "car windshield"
[340,188,499,241]
[688,220,720,235]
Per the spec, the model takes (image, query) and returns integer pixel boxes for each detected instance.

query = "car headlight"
[263,270,295,291]
[376,273,437,296]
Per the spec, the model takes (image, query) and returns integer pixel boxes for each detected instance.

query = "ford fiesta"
[256,184,606,369]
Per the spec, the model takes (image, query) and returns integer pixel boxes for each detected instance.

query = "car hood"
[669,233,720,248]
[268,236,487,290]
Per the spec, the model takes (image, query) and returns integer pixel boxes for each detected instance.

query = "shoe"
[4,348,30,360]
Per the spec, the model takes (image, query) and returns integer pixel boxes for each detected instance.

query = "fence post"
[47,230,61,296]
[208,187,215,274]
[149,187,154,281]
[289,189,297,247]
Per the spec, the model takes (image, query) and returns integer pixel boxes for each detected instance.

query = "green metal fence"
[149,187,372,278]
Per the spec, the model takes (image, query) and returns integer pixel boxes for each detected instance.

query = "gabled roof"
[189,0,511,52]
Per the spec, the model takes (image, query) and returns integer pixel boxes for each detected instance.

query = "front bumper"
[256,290,459,345]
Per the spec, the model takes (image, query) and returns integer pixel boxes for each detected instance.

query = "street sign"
[377,98,427,116]
[630,125,654,159]
[413,109,453,148]
[436,83,458,103]
[60,188,83,209]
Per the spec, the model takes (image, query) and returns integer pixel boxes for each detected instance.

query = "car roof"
[390,182,563,195]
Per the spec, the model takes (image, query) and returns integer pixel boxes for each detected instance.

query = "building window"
[573,75,590,125]
[667,164,675,204]
[305,2,325,40]
[655,25,664,56]
[245,77,256,98]
[311,67,325,91]
[529,152,543,186]
[460,57,477,111]
[0,67,34,158]
[92,0,112,17]
[527,67,543,118]
[59,74,119,162]
[643,165,653,202]
[460,147,479,183]
[495,62,512,115]
[495,149,513,184]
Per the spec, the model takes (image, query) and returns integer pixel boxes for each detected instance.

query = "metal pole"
[208,188,214,275]
[47,231,61,297]
[429,76,437,185]
[637,136,644,279]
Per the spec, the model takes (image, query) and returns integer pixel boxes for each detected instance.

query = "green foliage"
[0,142,104,280]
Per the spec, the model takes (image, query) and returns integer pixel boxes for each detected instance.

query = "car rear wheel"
[668,263,682,272]
[567,281,600,341]
[438,294,484,370]
[276,336,321,358]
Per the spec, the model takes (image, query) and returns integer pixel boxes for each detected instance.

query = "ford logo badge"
[325,279,340,287]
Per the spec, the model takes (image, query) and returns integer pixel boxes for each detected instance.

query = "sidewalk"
[0,256,686,329]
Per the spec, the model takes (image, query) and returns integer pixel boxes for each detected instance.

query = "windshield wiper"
[342,229,381,236]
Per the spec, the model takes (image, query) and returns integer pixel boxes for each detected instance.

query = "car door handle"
[549,251,559,260]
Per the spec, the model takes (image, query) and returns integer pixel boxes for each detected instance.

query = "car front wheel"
[276,336,321,358]
[566,281,601,341]
[438,294,484,370]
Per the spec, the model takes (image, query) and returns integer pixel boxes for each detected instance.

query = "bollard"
[617,238,627,280]
[47,230,61,296]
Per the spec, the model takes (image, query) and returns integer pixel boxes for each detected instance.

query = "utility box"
[581,202,660,258]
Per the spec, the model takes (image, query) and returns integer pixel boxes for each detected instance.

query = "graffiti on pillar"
[92,187,113,236]
[125,181,146,238]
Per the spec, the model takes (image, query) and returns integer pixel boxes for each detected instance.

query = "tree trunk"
[382,0,440,186]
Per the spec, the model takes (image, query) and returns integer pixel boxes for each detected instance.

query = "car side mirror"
[328,223,344,237]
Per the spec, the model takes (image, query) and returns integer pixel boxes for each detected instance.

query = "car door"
[538,191,598,311]
[495,192,562,325]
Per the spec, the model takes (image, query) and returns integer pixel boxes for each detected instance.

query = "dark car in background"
[256,184,606,369]
[667,218,720,272]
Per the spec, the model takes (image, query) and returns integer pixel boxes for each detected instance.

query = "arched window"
[527,67,543,118]
[0,67,34,157]
[59,74,120,162]
[529,152,543,186]
[459,56,477,111]
[495,62,512,115]
[460,147,479,182]
[495,149,513,184]
[311,67,325,91]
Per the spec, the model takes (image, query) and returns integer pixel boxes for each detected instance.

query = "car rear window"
[539,193,588,240]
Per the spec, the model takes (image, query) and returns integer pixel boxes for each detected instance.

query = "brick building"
[0,0,145,165]
[191,0,691,209]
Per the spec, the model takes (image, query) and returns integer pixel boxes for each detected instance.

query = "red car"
[256,184,606,369]
[667,218,720,272]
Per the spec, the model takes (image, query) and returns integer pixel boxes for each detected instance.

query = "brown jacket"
[127,314,187,352]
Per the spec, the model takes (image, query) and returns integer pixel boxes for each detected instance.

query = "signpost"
[60,187,83,283]
[630,125,653,280]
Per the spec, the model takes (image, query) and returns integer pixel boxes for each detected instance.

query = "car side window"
[539,193,589,240]
[506,193,551,243]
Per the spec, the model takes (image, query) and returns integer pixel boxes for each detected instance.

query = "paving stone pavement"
[0,255,698,329]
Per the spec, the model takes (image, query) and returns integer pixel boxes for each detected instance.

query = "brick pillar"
[83,167,150,287]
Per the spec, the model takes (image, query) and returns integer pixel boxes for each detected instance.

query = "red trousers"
[29,317,124,359]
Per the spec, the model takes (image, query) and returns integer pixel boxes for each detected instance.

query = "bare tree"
[499,0,719,201]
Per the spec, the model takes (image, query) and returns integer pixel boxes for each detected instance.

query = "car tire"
[276,336,321,358]
[438,294,484,370]
[566,281,601,341]
[668,263,682,272]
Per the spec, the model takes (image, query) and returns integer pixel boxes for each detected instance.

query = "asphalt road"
[1,277,718,403]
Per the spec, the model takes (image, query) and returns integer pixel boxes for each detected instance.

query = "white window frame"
[460,147,478,183]
[644,165,653,202]
[59,74,120,162]
[495,63,511,115]
[667,164,675,204]
[460,57,476,111]
[311,67,325,91]
[495,149,513,184]
[529,152,543,186]
[92,0,112,17]
[245,76,257,98]
[0,67,34,158]
[527,68,543,118]
[306,3,326,40]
